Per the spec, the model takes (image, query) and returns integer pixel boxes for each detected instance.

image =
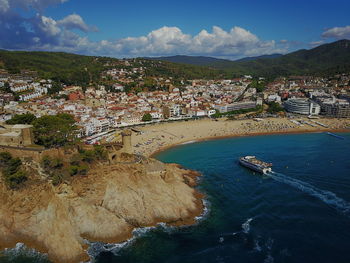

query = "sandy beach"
[131,117,350,157]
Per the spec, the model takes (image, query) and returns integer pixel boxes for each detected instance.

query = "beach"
[131,117,350,157]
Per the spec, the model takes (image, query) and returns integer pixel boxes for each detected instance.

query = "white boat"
[239,156,272,174]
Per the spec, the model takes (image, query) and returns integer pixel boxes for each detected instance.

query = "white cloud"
[38,15,61,36]
[93,26,286,59]
[309,40,324,47]
[0,0,68,12]
[322,26,350,39]
[0,0,286,59]
[0,0,9,12]
[58,14,97,32]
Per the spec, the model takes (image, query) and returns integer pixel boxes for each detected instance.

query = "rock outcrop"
[0,159,203,263]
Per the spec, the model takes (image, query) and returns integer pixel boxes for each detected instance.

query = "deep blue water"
[2,132,350,263]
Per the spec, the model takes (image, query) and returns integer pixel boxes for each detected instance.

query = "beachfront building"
[310,94,350,118]
[283,98,320,115]
[214,101,257,113]
[319,98,350,118]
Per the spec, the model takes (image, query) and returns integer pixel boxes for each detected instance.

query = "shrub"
[51,174,63,186]
[0,152,12,166]
[69,165,79,176]
[80,150,95,163]
[93,145,107,160]
[69,164,88,176]
[0,152,27,189]
[5,170,28,188]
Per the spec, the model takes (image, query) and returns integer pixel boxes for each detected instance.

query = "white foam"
[88,199,211,262]
[254,239,262,252]
[180,140,197,145]
[242,218,253,234]
[268,172,350,216]
[195,199,210,222]
[2,243,48,261]
[86,226,157,260]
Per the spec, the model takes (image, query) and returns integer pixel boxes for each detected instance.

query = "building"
[267,94,282,103]
[311,95,350,118]
[283,98,320,115]
[214,101,256,113]
[0,124,35,147]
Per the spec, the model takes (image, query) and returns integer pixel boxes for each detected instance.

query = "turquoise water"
[2,132,350,263]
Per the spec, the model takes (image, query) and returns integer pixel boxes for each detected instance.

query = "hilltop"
[0,50,225,86]
[149,40,350,77]
[0,40,350,85]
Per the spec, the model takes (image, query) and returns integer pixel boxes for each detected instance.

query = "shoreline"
[150,128,349,158]
[0,162,205,263]
[129,117,350,158]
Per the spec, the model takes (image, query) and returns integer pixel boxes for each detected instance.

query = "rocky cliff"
[0,159,203,263]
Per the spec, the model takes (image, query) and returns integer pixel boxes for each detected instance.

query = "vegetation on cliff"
[0,152,27,189]
[0,158,203,263]
[32,113,79,147]
[6,113,79,148]
[41,145,108,185]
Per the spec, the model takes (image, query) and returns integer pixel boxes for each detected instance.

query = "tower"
[121,129,132,154]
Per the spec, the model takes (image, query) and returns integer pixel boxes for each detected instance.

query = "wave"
[242,218,253,234]
[181,140,197,145]
[268,172,350,216]
[87,199,211,262]
[195,199,210,222]
[1,243,48,262]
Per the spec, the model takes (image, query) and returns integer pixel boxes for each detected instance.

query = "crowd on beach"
[131,117,350,157]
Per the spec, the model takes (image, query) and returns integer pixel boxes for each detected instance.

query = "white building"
[283,98,320,115]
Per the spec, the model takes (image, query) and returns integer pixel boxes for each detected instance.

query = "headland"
[0,128,204,263]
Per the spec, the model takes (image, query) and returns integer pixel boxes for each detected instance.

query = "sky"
[0,0,349,60]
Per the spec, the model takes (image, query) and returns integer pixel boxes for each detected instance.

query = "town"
[0,59,350,145]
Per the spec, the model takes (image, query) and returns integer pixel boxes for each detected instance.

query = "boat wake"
[242,218,253,234]
[267,171,350,216]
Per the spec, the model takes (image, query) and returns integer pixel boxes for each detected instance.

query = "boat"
[239,156,272,174]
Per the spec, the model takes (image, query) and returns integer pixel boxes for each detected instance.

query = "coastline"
[150,128,349,158]
[0,162,205,263]
[129,117,350,158]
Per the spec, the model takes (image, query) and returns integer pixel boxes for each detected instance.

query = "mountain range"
[147,40,350,77]
[0,40,350,84]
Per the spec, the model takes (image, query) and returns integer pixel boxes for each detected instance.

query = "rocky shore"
[0,159,203,263]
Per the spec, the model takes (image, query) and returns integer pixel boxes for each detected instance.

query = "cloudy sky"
[0,0,349,60]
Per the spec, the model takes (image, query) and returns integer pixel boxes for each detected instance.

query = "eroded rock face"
[0,159,203,263]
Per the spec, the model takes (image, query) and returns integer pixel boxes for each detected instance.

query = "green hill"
[147,55,234,67]
[149,40,350,77]
[0,50,111,85]
[0,50,225,85]
[1,40,350,84]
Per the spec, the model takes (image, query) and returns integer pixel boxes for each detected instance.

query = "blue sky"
[1,0,349,59]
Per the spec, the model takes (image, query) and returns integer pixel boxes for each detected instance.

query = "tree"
[267,102,284,113]
[32,114,79,148]
[0,152,27,189]
[248,79,266,93]
[6,113,37,125]
[142,113,152,122]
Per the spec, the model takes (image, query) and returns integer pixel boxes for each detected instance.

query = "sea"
[1,132,350,263]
